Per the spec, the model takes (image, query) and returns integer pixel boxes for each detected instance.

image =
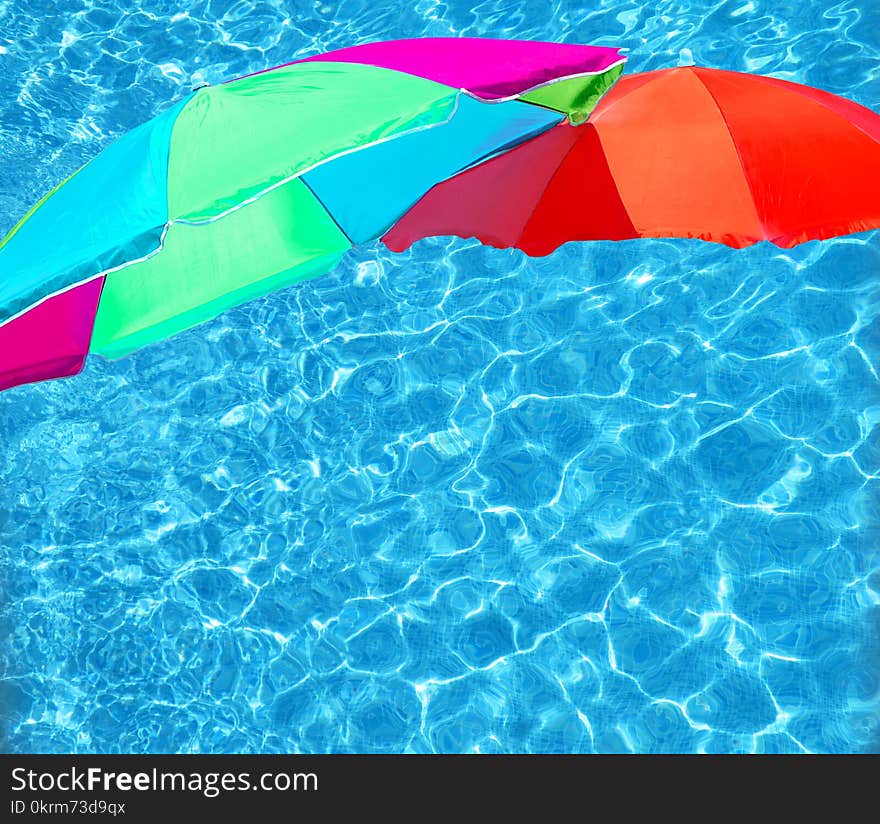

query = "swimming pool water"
[1,0,879,754]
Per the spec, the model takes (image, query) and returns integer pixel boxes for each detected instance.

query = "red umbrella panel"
[383,66,880,253]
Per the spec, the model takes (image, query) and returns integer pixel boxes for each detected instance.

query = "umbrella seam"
[174,91,465,227]
[518,123,639,247]
[0,223,172,330]
[588,67,668,122]
[505,126,583,245]
[692,68,767,242]
[298,177,355,246]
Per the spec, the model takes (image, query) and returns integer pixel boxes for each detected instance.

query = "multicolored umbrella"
[0,38,625,391]
[384,66,880,252]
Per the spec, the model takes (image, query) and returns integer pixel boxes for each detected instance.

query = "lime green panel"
[520,63,625,124]
[91,178,349,358]
[169,62,458,221]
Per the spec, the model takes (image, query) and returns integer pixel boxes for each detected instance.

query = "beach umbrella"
[0,39,625,392]
[384,66,880,254]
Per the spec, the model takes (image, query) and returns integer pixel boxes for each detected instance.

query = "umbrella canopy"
[384,66,880,254]
[292,38,627,123]
[1,40,621,391]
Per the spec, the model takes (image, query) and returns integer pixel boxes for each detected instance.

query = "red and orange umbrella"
[384,66,880,253]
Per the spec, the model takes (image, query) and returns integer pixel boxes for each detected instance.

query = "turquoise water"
[1,0,879,754]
